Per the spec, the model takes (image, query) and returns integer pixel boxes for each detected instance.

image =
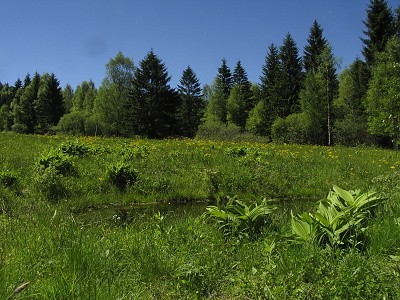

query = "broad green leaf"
[333,185,355,206]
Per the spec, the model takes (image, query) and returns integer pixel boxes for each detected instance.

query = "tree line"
[1,0,400,147]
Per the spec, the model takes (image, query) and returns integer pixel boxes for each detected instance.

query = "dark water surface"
[78,198,316,224]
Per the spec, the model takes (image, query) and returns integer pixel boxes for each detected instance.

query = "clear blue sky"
[1,0,399,89]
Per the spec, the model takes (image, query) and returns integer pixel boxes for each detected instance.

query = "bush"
[107,162,137,190]
[196,120,270,143]
[11,123,28,134]
[271,113,309,144]
[333,116,376,147]
[56,111,90,136]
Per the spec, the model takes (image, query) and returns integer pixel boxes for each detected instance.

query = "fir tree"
[303,20,328,73]
[259,43,284,135]
[204,76,227,124]
[232,60,254,113]
[126,50,179,138]
[18,72,41,133]
[177,66,204,137]
[280,33,304,115]
[217,58,232,99]
[361,0,396,67]
[34,73,64,134]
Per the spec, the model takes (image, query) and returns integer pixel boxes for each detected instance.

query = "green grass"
[1,132,400,298]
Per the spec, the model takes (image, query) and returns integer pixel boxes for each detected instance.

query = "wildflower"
[98,177,104,181]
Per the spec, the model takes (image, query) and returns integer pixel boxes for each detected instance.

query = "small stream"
[78,201,209,224]
[78,198,316,224]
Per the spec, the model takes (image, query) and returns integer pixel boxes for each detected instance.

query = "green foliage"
[125,50,179,138]
[271,113,309,144]
[0,170,18,188]
[205,196,279,237]
[59,140,91,156]
[177,66,205,138]
[107,162,137,190]
[33,165,67,201]
[36,149,75,176]
[361,0,396,67]
[365,37,400,146]
[291,185,385,248]
[56,110,91,136]
[224,146,259,157]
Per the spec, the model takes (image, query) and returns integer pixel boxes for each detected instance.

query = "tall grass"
[1,132,400,298]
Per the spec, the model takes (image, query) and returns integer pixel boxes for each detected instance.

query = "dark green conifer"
[217,58,232,99]
[177,66,204,138]
[303,20,328,73]
[361,0,396,67]
[280,33,304,115]
[126,50,179,138]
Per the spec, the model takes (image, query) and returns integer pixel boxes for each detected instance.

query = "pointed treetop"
[303,20,328,73]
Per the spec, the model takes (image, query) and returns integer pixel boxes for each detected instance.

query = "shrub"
[332,115,376,147]
[107,162,137,190]
[271,113,309,144]
[11,123,28,134]
[56,111,90,136]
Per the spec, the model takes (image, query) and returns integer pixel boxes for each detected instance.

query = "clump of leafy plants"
[36,149,75,176]
[291,185,385,248]
[0,170,18,188]
[205,195,279,238]
[224,146,259,157]
[107,162,137,190]
[59,140,91,156]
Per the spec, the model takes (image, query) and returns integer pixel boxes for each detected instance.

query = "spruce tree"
[259,43,283,135]
[395,5,400,36]
[177,66,204,138]
[361,0,396,67]
[232,60,254,113]
[217,58,232,99]
[303,20,328,73]
[18,72,41,133]
[126,50,179,138]
[204,76,227,124]
[280,33,304,116]
[23,73,31,88]
[34,73,64,134]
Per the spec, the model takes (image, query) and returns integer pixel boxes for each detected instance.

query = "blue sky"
[1,0,399,89]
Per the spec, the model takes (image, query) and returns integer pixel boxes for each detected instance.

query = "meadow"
[1,131,400,299]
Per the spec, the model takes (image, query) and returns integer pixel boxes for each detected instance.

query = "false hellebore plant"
[205,195,279,238]
[291,185,385,248]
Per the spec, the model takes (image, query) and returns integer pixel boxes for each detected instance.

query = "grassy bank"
[1,132,400,299]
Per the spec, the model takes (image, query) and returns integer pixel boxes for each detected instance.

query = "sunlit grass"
[1,132,400,298]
